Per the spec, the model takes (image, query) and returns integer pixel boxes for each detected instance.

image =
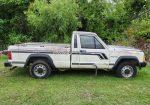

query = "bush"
[26,0,81,43]
[8,32,32,44]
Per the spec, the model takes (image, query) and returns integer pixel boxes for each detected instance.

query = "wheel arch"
[112,56,140,70]
[24,54,56,70]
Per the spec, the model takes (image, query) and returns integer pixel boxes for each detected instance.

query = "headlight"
[143,55,145,62]
[140,55,145,62]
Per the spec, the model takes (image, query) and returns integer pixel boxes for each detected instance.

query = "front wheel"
[116,61,137,78]
[29,60,52,79]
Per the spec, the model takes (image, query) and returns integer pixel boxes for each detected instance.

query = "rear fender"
[24,54,56,70]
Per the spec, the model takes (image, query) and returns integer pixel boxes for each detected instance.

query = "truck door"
[78,34,109,69]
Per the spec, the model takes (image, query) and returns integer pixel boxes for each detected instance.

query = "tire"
[116,61,137,78]
[29,60,52,79]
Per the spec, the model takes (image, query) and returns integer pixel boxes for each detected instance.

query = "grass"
[0,56,150,105]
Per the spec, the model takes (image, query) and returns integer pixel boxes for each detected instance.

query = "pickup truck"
[4,31,146,78]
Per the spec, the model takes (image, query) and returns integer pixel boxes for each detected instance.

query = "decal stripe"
[72,63,95,65]
[99,53,104,59]
[72,52,108,60]
[11,51,70,54]
[11,51,108,60]
[101,53,108,59]
[109,63,115,65]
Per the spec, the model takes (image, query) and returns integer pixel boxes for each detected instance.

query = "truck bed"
[10,43,71,54]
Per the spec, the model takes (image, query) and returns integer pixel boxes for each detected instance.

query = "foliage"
[0,0,30,45]
[8,32,32,44]
[26,0,81,42]
[77,0,105,36]
[102,0,128,43]
[131,19,150,40]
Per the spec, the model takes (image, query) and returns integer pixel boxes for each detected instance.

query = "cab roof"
[73,31,96,35]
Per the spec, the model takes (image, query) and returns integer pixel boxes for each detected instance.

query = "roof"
[73,31,96,35]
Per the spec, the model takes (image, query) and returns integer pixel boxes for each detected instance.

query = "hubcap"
[33,64,47,77]
[121,65,134,78]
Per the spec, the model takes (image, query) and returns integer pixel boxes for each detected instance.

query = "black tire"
[29,60,52,79]
[116,61,137,78]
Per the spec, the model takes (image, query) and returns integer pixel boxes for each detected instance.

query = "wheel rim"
[121,65,134,78]
[33,64,47,77]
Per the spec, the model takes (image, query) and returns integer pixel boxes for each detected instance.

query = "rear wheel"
[29,60,51,79]
[116,61,137,78]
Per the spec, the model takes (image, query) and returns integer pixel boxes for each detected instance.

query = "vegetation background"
[0,0,150,62]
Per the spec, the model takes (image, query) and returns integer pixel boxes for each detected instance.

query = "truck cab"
[71,31,109,69]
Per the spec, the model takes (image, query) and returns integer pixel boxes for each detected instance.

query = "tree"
[0,0,30,45]
[77,0,107,40]
[26,0,81,42]
[123,0,150,40]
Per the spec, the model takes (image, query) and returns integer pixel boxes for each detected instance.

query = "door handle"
[80,50,86,53]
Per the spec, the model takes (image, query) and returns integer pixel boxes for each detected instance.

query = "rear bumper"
[4,62,12,67]
[139,62,147,68]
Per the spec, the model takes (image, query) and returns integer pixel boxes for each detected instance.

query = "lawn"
[0,56,150,105]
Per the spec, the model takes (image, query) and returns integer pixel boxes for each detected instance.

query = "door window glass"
[95,38,104,49]
[80,36,95,49]
[80,35,104,49]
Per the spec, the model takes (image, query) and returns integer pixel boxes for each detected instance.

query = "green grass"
[0,56,150,105]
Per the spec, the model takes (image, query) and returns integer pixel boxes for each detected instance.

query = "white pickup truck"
[4,31,146,78]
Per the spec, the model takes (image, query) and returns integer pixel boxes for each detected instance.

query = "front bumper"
[139,62,147,68]
[4,62,12,67]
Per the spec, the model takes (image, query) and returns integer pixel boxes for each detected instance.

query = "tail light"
[7,51,12,60]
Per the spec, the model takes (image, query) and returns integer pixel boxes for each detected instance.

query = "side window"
[80,36,95,49]
[74,35,77,48]
[80,35,104,49]
[95,38,104,49]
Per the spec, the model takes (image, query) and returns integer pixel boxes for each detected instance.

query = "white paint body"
[7,31,145,70]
